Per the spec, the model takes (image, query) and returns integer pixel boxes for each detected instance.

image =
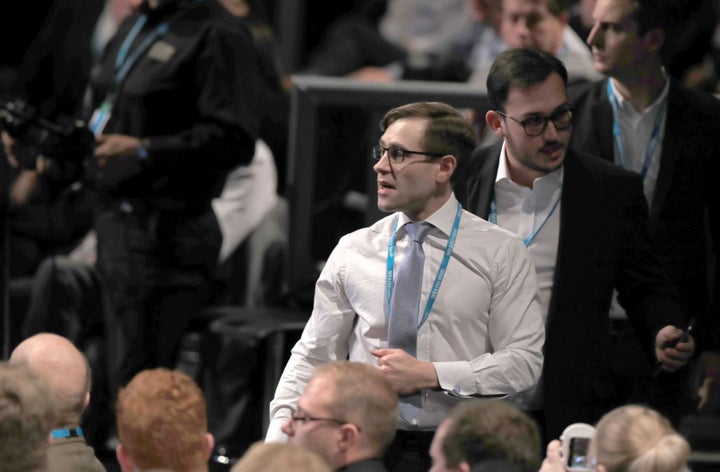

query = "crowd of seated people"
[2,353,714,471]
[1,0,719,471]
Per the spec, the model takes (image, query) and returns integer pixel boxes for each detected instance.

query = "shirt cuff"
[434,360,475,396]
[264,419,289,443]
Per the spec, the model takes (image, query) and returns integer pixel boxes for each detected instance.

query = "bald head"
[10,333,91,427]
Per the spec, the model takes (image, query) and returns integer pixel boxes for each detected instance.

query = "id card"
[89,99,113,135]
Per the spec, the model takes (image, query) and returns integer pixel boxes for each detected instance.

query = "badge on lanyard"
[89,94,115,136]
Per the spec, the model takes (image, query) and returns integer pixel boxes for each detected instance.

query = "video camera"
[0,98,94,183]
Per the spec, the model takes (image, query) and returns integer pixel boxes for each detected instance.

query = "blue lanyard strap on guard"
[113,15,169,91]
[385,202,462,330]
[89,14,171,135]
[489,190,561,247]
[89,0,209,135]
[606,80,666,179]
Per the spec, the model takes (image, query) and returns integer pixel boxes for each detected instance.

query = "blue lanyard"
[89,14,172,135]
[51,427,83,439]
[385,202,462,330]
[112,15,170,91]
[606,80,666,179]
[489,190,561,247]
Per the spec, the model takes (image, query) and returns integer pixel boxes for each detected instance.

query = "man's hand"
[346,66,396,82]
[370,348,439,395]
[9,169,40,206]
[655,324,695,373]
[94,134,142,166]
[3,131,20,167]
[539,439,569,472]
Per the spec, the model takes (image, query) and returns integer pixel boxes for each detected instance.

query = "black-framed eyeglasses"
[288,408,361,431]
[372,145,445,165]
[495,106,574,136]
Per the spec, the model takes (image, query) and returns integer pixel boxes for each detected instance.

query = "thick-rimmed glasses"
[372,145,445,165]
[495,106,573,136]
[288,408,362,431]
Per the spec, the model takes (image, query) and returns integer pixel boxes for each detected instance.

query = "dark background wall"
[0,0,368,94]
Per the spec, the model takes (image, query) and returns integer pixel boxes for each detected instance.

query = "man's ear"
[337,424,361,453]
[437,154,457,184]
[558,10,570,26]
[116,444,135,472]
[203,433,215,461]
[486,110,505,138]
[643,28,665,52]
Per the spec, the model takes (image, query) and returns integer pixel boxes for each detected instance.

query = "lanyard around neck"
[489,190,561,247]
[606,79,666,179]
[385,202,462,330]
[112,15,169,91]
[89,14,172,135]
[51,427,83,439]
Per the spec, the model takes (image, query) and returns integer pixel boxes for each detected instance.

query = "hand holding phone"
[654,318,695,376]
[560,423,596,472]
[663,318,695,349]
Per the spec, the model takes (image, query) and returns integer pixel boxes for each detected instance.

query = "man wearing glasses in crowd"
[455,48,694,444]
[267,101,545,471]
[281,361,398,471]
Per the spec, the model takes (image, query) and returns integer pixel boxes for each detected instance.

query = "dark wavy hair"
[487,48,568,113]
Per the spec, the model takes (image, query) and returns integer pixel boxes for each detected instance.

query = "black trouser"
[96,200,221,396]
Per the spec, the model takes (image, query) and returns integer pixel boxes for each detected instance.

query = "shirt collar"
[610,74,670,116]
[397,193,459,237]
[496,141,512,184]
[496,141,564,189]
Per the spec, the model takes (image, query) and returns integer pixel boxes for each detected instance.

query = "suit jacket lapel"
[546,151,589,334]
[590,81,615,162]
[467,143,502,219]
[650,81,683,218]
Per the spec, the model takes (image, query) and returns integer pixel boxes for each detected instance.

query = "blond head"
[594,405,690,472]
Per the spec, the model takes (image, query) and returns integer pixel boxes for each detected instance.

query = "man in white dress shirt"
[266,101,545,471]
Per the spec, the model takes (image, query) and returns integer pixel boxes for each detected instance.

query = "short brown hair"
[116,368,208,470]
[442,399,541,470]
[499,0,570,18]
[379,102,477,184]
[314,361,398,455]
[0,362,55,472]
[231,442,332,472]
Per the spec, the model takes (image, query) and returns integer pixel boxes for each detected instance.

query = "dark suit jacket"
[455,144,684,440]
[569,79,720,350]
[339,458,388,472]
